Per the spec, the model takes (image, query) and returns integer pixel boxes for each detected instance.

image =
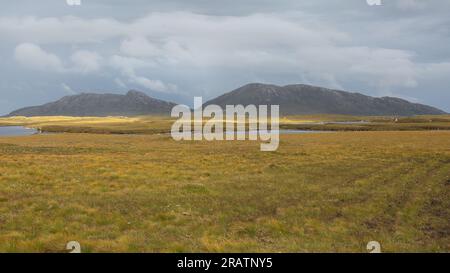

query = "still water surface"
[0,126,37,136]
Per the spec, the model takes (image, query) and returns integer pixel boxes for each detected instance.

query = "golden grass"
[0,130,449,252]
[1,114,450,134]
[0,116,174,134]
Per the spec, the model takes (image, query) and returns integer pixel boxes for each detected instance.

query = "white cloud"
[109,54,155,75]
[61,83,77,95]
[120,37,162,58]
[114,78,127,89]
[110,12,424,90]
[70,50,102,73]
[2,9,449,110]
[14,44,103,74]
[129,76,168,92]
[14,43,64,72]
[8,13,428,92]
[0,16,125,44]
[109,54,176,93]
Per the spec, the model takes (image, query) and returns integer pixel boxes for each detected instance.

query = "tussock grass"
[1,114,449,134]
[0,131,449,252]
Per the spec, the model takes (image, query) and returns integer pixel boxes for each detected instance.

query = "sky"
[0,0,449,114]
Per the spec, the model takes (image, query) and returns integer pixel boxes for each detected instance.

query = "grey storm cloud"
[0,0,449,114]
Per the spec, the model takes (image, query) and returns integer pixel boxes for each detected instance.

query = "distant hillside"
[8,90,177,117]
[205,83,446,116]
[7,84,446,117]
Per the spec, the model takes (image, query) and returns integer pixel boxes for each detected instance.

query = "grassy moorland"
[1,114,449,134]
[0,127,449,252]
[0,116,174,134]
[280,115,450,131]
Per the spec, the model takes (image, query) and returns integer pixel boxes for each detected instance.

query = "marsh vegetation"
[0,115,449,252]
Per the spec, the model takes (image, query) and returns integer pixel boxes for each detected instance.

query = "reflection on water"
[0,126,37,136]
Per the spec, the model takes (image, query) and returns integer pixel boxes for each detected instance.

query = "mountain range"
[204,83,446,116]
[7,90,177,117]
[6,83,446,117]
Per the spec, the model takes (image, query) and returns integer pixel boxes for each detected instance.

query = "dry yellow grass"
[2,114,449,134]
[0,130,449,252]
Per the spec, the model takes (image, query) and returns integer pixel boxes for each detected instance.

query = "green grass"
[0,130,449,252]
